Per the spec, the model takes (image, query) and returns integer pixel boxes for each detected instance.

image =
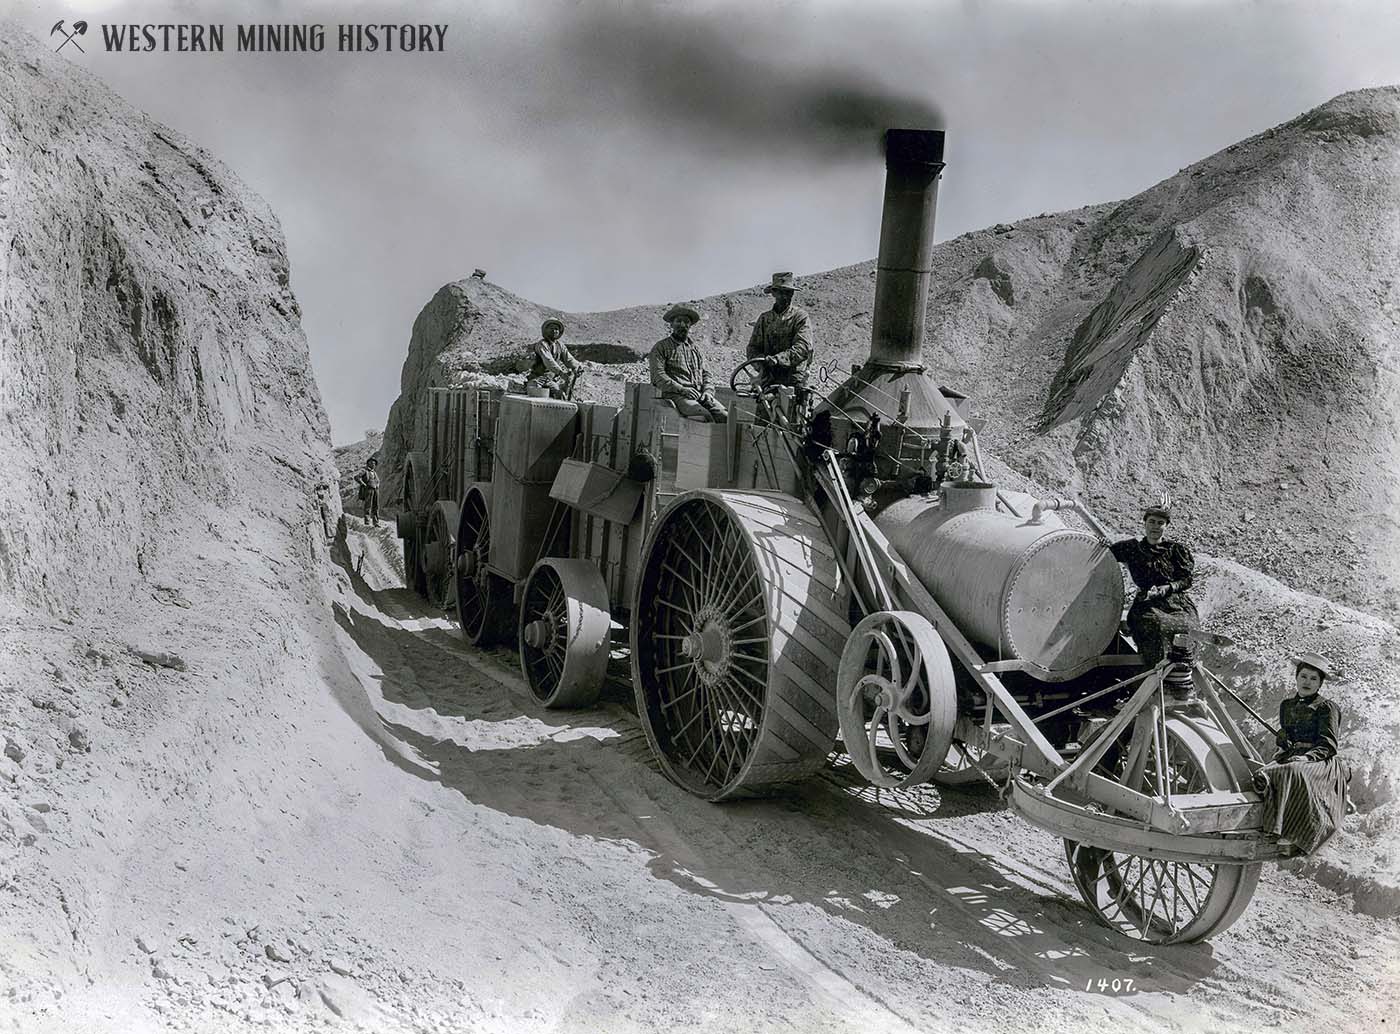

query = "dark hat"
[763,271,798,293]
[541,317,565,335]
[1143,504,1171,522]
[1292,651,1333,679]
[366,456,379,466]
[663,303,701,324]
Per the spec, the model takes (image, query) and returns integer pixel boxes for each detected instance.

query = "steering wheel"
[730,356,770,398]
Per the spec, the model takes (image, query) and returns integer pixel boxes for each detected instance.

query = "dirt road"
[5,521,1393,1034]
[310,527,1398,1033]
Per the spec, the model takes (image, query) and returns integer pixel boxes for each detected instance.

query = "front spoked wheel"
[1065,715,1261,944]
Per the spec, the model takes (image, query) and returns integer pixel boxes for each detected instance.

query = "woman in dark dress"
[1252,652,1347,855]
[1107,503,1199,668]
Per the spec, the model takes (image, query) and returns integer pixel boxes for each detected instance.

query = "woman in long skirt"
[1107,502,1200,667]
[1253,652,1348,855]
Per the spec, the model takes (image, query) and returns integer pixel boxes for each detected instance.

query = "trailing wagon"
[395,129,1286,944]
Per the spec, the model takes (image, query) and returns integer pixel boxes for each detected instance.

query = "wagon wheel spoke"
[1068,713,1261,943]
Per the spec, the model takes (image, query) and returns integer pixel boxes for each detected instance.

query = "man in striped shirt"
[649,303,727,423]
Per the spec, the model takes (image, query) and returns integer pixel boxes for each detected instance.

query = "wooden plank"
[1010,781,1282,865]
[1175,797,1265,834]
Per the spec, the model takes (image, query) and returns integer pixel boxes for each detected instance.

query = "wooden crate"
[733,422,800,495]
[489,395,579,582]
[425,386,501,503]
[675,417,731,490]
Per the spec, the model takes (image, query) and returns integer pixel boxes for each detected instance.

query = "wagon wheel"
[519,559,612,708]
[422,501,459,609]
[396,511,422,592]
[632,491,850,801]
[1064,714,1262,944]
[402,451,429,512]
[454,485,512,646]
[399,452,430,597]
[835,611,957,789]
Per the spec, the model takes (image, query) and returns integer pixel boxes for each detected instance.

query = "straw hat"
[1292,652,1333,679]
[663,303,701,324]
[540,317,565,335]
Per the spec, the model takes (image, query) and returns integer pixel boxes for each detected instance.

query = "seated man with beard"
[648,303,727,423]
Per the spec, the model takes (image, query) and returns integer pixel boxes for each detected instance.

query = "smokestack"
[871,129,945,367]
[816,127,963,440]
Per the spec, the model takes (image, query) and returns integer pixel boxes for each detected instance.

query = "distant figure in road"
[315,481,333,540]
[1106,500,1199,668]
[356,457,381,527]
[745,271,813,392]
[1252,652,1348,855]
[525,317,581,399]
[649,304,727,423]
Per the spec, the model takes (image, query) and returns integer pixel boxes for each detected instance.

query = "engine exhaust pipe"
[871,129,946,368]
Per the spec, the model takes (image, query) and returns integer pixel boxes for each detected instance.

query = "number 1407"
[1086,978,1135,993]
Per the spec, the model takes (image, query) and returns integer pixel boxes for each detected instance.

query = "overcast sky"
[13,0,1400,442]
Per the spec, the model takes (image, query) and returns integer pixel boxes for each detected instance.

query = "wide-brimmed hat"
[1292,652,1333,679]
[540,317,565,335]
[763,271,798,294]
[365,456,379,466]
[663,303,701,324]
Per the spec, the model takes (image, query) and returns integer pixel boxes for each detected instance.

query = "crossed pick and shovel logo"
[51,19,89,53]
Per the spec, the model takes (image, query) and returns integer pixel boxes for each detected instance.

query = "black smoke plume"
[528,7,943,160]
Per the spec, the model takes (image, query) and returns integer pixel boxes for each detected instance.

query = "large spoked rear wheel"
[454,485,513,646]
[519,559,611,709]
[632,491,850,801]
[1065,714,1261,944]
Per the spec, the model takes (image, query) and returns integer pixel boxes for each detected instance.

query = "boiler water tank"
[876,484,1123,673]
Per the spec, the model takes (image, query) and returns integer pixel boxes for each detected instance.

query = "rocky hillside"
[383,87,1400,621]
[0,30,336,615]
[0,25,342,1030]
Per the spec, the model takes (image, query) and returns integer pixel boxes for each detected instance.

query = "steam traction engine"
[397,129,1286,944]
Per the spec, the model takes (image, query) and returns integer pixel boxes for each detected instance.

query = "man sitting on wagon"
[746,271,813,392]
[523,316,582,399]
[649,303,727,423]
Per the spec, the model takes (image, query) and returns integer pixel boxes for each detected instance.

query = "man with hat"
[355,456,381,527]
[649,303,727,423]
[524,316,582,399]
[745,271,813,393]
[1104,497,1199,669]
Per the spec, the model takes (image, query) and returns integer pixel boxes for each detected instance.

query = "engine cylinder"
[877,492,1123,673]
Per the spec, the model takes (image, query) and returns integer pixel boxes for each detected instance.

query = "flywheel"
[632,490,850,801]
[836,610,957,789]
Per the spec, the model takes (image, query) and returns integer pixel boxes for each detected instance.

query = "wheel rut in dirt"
[329,554,1400,1034]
